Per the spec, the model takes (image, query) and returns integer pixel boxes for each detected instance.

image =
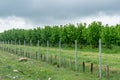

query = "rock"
[13,69,19,73]
[0,76,2,80]
[48,77,51,80]
[13,76,18,79]
[18,57,27,62]
[13,76,16,79]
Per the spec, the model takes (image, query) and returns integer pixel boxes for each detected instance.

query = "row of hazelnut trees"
[0,21,120,49]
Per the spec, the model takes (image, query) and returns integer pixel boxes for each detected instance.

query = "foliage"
[0,22,120,48]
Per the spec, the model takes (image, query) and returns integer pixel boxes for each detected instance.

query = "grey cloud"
[0,0,120,25]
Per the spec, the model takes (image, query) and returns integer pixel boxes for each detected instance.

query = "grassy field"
[0,44,120,80]
[0,50,105,80]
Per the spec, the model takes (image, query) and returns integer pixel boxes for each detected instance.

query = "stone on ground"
[18,57,27,62]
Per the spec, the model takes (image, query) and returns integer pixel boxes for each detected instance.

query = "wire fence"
[0,39,120,80]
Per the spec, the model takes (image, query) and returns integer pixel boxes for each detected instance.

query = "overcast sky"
[0,0,120,32]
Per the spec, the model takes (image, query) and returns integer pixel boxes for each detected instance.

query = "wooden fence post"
[3,40,5,52]
[26,52,27,57]
[91,63,93,74]
[44,54,46,61]
[10,40,12,45]
[36,52,38,60]
[55,55,57,60]
[50,55,52,64]
[69,59,71,69]
[83,62,85,72]
[8,40,9,52]
[106,65,110,80]
[40,54,43,61]
[64,58,66,68]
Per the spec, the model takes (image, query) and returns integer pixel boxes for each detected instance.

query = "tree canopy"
[0,21,120,48]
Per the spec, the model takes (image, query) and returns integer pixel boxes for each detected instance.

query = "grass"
[0,44,120,80]
[0,50,104,80]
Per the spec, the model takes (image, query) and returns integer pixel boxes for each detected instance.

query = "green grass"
[0,44,120,80]
[0,50,105,80]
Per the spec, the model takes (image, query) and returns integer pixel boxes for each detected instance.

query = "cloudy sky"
[0,0,120,32]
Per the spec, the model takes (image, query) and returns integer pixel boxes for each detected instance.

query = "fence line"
[0,39,114,80]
